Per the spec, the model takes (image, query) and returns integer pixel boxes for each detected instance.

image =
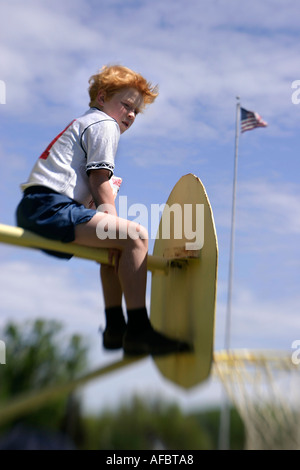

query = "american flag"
[240,107,268,133]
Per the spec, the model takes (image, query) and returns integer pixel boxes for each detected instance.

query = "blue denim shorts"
[16,186,96,259]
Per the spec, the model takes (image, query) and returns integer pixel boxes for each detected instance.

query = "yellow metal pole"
[0,356,146,425]
[0,223,169,273]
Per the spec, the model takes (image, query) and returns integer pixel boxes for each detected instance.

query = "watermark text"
[0,340,6,364]
[96,197,204,250]
[291,340,300,365]
[291,80,300,104]
[0,80,6,104]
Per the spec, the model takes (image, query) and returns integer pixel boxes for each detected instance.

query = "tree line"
[0,319,244,450]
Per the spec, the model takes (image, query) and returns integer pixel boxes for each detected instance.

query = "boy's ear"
[96,90,106,106]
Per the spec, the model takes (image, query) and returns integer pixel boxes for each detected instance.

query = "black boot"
[102,306,126,350]
[123,308,192,356]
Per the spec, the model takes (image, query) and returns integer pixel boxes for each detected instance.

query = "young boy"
[16,65,190,356]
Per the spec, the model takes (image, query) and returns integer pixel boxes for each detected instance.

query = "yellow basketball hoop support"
[0,223,169,273]
[0,174,218,414]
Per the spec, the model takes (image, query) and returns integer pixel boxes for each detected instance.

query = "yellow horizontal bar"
[0,223,169,273]
[0,355,146,426]
[214,349,296,366]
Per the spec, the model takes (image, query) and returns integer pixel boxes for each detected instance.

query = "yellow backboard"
[150,174,218,389]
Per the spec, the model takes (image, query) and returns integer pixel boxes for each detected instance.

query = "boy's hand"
[89,169,116,213]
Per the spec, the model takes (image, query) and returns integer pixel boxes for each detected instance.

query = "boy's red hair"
[88,65,159,110]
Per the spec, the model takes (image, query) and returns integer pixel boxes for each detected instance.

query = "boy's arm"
[88,169,117,216]
[89,169,121,271]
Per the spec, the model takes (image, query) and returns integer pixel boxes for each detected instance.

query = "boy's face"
[97,88,143,134]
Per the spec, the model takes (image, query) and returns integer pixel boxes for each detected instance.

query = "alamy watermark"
[0,340,6,364]
[291,340,300,365]
[96,197,204,250]
[0,80,6,104]
[291,80,300,104]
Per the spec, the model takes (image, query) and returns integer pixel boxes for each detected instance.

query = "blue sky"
[0,0,299,413]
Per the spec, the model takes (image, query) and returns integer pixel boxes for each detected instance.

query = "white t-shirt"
[21,108,120,207]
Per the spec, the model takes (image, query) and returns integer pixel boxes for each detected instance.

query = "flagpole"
[225,96,240,350]
[218,96,241,450]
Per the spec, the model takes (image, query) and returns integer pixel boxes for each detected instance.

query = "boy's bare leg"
[100,264,123,308]
[74,212,191,355]
[100,264,126,349]
[74,212,148,310]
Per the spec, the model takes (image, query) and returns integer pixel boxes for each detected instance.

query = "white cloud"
[1,0,299,135]
[231,286,300,350]
[0,257,103,335]
[239,180,300,235]
[214,279,300,352]
[213,178,300,245]
[1,1,101,118]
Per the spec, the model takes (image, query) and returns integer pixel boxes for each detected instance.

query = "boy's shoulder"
[75,108,120,140]
[75,108,119,135]
[78,108,116,126]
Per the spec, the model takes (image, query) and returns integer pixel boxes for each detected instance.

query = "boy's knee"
[128,221,148,241]
[127,222,148,250]
[138,225,149,242]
